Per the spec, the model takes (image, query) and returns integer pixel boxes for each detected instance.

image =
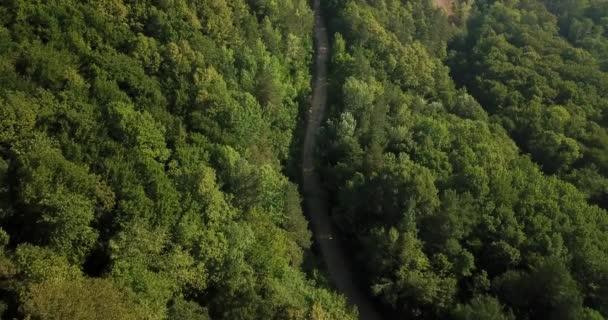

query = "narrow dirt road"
[301,1,382,320]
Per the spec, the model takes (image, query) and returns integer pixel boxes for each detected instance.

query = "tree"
[452,296,515,320]
[21,277,145,320]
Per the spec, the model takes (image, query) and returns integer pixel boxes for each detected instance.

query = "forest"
[0,0,356,319]
[0,0,607,319]
[320,0,608,318]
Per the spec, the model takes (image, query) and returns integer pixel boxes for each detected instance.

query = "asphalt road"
[301,1,383,319]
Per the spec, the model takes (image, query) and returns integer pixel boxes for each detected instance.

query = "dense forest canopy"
[1,0,608,319]
[451,0,608,207]
[320,0,608,318]
[0,0,356,319]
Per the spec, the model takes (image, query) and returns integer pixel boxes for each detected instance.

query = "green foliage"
[494,258,588,319]
[0,0,353,318]
[21,277,145,320]
[450,0,608,204]
[13,137,107,262]
[3,0,607,318]
[13,245,81,285]
[321,0,608,318]
[451,296,515,320]
[544,0,608,68]
[107,102,170,163]
[168,297,210,320]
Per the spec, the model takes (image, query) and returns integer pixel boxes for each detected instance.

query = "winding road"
[301,1,382,319]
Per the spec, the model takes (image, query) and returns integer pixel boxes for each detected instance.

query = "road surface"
[301,1,383,320]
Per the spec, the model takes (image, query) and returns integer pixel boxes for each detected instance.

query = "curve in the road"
[301,1,383,320]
